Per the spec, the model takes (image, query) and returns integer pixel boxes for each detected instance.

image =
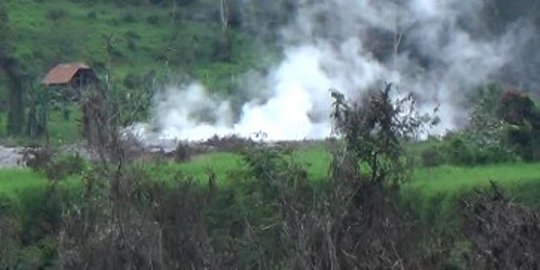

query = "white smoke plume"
[134,0,535,142]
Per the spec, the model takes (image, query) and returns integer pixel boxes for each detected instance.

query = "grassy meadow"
[2,145,539,207]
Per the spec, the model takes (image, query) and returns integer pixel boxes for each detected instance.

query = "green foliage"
[239,144,308,200]
[0,0,284,145]
[17,185,63,246]
[1,145,540,267]
[497,90,540,161]
[3,60,25,136]
[16,236,59,269]
[42,154,87,181]
[86,10,97,19]
[26,83,49,138]
[0,7,26,136]
[23,147,87,181]
[0,2,10,43]
[331,84,431,185]
[46,8,68,22]
[0,181,67,268]
[174,143,193,162]
[419,141,446,167]
[4,0,268,87]
[497,89,537,125]
[0,195,21,269]
[418,132,517,167]
[146,14,159,25]
[421,85,540,167]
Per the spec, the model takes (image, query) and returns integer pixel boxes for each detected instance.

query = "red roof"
[42,63,91,85]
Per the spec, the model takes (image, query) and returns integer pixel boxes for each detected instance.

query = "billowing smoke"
[134,0,536,142]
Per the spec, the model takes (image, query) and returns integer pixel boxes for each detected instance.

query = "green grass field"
[409,163,540,193]
[0,169,46,199]
[2,147,539,203]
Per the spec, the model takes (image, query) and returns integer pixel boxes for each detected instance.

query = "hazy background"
[135,0,540,141]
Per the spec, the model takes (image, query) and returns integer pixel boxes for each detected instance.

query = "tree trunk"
[2,60,25,136]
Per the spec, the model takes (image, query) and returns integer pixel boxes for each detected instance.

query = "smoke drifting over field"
[136,0,536,141]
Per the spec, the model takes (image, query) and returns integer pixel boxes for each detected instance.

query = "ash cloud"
[135,0,537,141]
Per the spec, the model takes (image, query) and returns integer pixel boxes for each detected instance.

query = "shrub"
[15,185,64,268]
[86,10,97,19]
[22,147,54,172]
[462,183,540,269]
[42,154,86,181]
[121,12,136,23]
[331,84,432,185]
[108,17,120,26]
[496,90,540,161]
[0,197,21,269]
[174,143,192,162]
[436,132,516,166]
[23,148,86,181]
[124,30,141,40]
[146,14,160,25]
[46,9,67,22]
[497,90,536,125]
[420,145,446,167]
[126,38,137,51]
[443,136,476,166]
[122,73,141,89]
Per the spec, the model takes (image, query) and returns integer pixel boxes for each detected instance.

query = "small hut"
[42,63,99,123]
[42,63,98,94]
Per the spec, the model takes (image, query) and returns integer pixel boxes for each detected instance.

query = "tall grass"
[408,162,540,194]
[0,169,47,199]
[1,146,539,218]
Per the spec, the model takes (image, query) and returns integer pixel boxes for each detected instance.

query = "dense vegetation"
[1,0,540,142]
[0,0,291,141]
[0,83,539,268]
[1,0,540,269]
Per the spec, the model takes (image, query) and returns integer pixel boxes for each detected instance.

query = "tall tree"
[216,0,232,61]
[0,3,25,136]
[0,2,9,43]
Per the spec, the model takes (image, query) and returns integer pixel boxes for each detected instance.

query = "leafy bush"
[22,147,54,171]
[331,84,432,185]
[0,197,21,269]
[122,73,141,89]
[420,144,446,167]
[436,85,531,166]
[421,131,518,168]
[16,237,58,270]
[124,30,141,40]
[121,12,137,23]
[87,10,97,19]
[444,136,477,165]
[174,143,192,162]
[146,14,160,25]
[42,154,86,181]
[46,8,67,22]
[11,185,65,269]
[23,148,86,181]
[497,90,540,162]
[203,134,256,152]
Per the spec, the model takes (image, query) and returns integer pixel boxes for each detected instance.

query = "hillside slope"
[4,0,277,92]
